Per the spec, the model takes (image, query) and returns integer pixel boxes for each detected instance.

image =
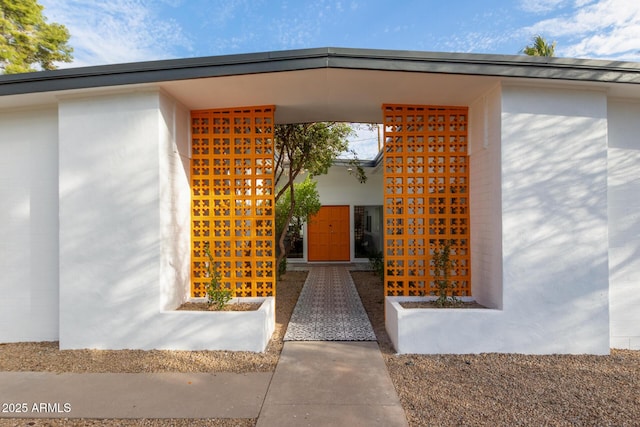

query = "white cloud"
[267,1,351,50]
[519,0,572,13]
[159,0,185,6]
[524,0,640,60]
[439,31,512,54]
[270,17,315,49]
[40,0,191,67]
[564,24,640,60]
[204,0,253,26]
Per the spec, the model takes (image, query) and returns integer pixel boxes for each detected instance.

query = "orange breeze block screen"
[383,105,471,297]
[191,106,276,298]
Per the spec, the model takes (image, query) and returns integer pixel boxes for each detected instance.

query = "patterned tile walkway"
[284,265,376,341]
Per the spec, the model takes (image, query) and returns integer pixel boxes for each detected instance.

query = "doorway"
[307,205,350,261]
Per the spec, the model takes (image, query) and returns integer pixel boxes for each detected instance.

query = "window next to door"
[354,205,383,259]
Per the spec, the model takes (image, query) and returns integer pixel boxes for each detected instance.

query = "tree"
[273,122,367,271]
[522,35,556,57]
[275,175,321,272]
[1,0,73,74]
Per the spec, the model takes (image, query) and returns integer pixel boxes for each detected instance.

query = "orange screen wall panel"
[382,104,471,297]
[191,106,276,298]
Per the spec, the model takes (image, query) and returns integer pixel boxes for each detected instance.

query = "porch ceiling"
[159,68,500,124]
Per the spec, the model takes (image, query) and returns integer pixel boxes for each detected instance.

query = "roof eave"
[1,47,640,97]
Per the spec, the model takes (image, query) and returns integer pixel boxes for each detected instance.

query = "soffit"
[159,68,501,123]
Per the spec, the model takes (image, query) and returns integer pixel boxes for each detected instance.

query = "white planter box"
[385,296,500,354]
[157,297,275,352]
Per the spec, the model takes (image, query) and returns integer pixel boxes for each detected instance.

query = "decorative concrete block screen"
[191,106,276,297]
[382,105,471,296]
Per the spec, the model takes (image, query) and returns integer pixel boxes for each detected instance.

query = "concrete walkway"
[257,341,407,426]
[0,371,271,419]
[0,266,407,425]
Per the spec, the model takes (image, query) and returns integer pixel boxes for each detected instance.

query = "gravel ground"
[0,272,306,375]
[0,271,306,427]
[0,420,254,427]
[2,269,640,427]
[351,270,640,427]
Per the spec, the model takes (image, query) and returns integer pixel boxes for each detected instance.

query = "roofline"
[2,47,640,97]
[335,148,384,168]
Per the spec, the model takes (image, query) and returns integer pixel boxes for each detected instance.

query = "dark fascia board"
[325,47,640,84]
[0,48,331,96]
[1,46,640,97]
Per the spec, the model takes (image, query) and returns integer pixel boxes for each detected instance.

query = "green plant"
[369,251,384,278]
[432,240,459,307]
[203,243,232,310]
[278,256,287,279]
[521,35,556,57]
[1,0,74,74]
[275,175,321,273]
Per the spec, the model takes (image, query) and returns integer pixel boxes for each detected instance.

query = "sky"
[37,0,640,158]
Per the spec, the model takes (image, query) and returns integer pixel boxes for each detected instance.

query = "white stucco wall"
[159,92,191,311]
[57,90,271,350]
[607,99,640,350]
[389,86,611,354]
[314,164,383,207]
[500,85,610,354]
[469,86,503,309]
[0,107,59,342]
[58,90,164,349]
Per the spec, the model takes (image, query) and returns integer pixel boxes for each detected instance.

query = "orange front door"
[308,206,350,261]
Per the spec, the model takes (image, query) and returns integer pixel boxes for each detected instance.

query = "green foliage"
[432,240,459,307]
[203,243,232,310]
[369,251,384,278]
[522,35,556,57]
[278,257,287,278]
[275,175,322,271]
[276,175,321,240]
[1,0,73,74]
[346,148,368,184]
[274,123,353,183]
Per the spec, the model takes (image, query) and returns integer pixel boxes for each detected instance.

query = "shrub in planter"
[203,243,232,310]
[432,240,460,307]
